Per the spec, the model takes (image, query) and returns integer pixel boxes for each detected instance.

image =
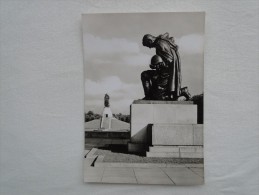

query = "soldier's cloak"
[154,33,181,97]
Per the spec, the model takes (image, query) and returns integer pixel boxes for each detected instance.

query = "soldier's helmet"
[151,55,163,65]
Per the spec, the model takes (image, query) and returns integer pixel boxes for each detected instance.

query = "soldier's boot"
[180,87,192,100]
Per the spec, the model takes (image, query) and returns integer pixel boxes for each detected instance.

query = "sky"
[82,12,205,114]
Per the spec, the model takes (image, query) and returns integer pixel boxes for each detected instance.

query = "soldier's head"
[151,55,163,65]
[150,55,164,70]
[142,34,156,48]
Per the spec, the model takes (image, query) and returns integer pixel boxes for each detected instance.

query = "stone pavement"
[84,149,204,185]
[84,162,204,185]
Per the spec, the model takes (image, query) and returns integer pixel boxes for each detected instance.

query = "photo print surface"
[83,12,205,185]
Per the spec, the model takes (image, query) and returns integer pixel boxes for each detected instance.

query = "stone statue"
[141,33,191,100]
[104,94,110,107]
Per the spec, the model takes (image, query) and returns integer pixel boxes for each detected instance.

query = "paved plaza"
[84,162,204,185]
[84,149,204,185]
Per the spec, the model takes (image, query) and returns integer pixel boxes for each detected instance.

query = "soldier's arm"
[156,43,173,64]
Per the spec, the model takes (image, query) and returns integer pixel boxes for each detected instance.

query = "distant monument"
[85,94,130,132]
[141,33,191,101]
[100,94,113,129]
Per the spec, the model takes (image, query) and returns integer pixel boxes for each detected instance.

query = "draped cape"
[154,33,181,97]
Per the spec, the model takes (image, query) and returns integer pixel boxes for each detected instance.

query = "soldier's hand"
[156,62,165,70]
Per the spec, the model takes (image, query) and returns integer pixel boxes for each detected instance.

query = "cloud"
[91,53,151,67]
[92,58,114,65]
[84,33,140,56]
[177,34,204,54]
[85,76,122,96]
[121,53,151,66]
[85,76,142,97]
[110,98,134,114]
[84,33,152,67]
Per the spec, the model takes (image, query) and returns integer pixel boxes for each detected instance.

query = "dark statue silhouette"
[104,94,110,107]
[141,33,191,101]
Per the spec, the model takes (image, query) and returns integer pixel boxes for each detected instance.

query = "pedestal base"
[130,100,197,143]
[128,100,203,154]
[152,124,203,146]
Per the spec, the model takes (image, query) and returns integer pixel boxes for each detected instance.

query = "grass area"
[95,149,203,164]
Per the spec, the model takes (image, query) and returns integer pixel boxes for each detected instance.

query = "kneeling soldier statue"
[141,33,191,101]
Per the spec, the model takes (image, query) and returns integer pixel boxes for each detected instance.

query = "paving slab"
[134,167,174,185]
[102,167,137,184]
[189,167,204,178]
[162,167,204,185]
[84,166,104,183]
[84,157,204,185]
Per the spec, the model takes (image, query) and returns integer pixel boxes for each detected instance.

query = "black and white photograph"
[2,1,259,194]
[83,12,205,185]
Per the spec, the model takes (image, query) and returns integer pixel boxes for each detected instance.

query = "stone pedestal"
[130,100,197,143]
[128,100,201,153]
[151,124,203,146]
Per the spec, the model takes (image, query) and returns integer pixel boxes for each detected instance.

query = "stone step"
[147,146,203,158]
[146,151,203,158]
[180,152,203,158]
[149,146,180,153]
[146,152,180,158]
[149,146,203,153]
[151,124,203,146]
[179,146,203,153]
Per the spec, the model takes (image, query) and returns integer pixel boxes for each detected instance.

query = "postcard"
[83,12,205,185]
